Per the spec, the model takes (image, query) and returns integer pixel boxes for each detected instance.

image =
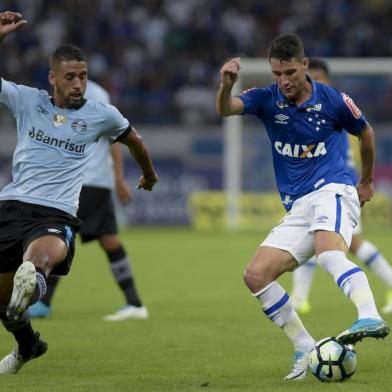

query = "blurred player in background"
[0,11,158,374]
[216,34,389,380]
[29,80,148,321]
[291,58,392,315]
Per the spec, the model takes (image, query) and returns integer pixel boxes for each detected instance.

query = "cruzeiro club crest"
[71,119,88,135]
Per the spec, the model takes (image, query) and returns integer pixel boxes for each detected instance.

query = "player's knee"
[26,256,58,275]
[24,237,67,274]
[243,266,271,291]
[99,235,121,251]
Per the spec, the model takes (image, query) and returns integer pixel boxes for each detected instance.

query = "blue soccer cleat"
[336,318,390,345]
[29,301,52,319]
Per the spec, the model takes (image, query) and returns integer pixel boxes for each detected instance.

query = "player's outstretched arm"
[216,57,244,117]
[357,123,375,207]
[119,127,158,191]
[0,11,27,42]
[110,143,133,205]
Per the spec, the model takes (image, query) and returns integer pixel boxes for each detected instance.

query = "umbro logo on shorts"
[315,215,329,224]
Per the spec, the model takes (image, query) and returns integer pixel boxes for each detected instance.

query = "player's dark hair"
[268,34,305,62]
[50,44,87,68]
[308,58,330,77]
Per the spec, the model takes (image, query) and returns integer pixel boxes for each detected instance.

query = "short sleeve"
[334,92,367,135]
[99,104,130,143]
[0,79,39,117]
[237,87,272,116]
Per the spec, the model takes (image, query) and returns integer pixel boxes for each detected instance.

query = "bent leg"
[315,230,379,319]
[315,230,389,343]
[24,235,68,274]
[7,236,68,320]
[244,246,314,379]
[244,246,297,293]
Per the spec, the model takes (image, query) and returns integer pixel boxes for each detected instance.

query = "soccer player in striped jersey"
[0,11,158,374]
[216,34,389,380]
[291,58,392,315]
[29,80,149,321]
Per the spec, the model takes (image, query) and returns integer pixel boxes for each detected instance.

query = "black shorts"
[0,200,81,275]
[77,186,118,243]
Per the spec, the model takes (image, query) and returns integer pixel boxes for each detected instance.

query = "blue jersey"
[238,78,367,210]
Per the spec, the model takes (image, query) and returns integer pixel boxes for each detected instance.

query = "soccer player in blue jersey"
[291,58,392,315]
[29,81,149,321]
[216,34,389,380]
[0,11,158,373]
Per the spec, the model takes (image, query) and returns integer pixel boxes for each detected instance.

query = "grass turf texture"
[1,227,391,391]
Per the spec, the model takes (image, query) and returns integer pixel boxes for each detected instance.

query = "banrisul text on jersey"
[28,127,87,154]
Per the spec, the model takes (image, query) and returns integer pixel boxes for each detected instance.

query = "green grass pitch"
[1,227,392,391]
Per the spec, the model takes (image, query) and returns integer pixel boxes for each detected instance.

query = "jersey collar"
[50,97,87,111]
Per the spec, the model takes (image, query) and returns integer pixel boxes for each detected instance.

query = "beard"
[56,85,84,109]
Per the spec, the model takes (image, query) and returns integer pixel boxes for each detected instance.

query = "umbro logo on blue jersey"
[274,114,290,124]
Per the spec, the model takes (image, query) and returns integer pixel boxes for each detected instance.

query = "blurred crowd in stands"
[1,0,392,125]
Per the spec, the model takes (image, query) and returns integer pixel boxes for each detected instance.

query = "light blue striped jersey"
[82,81,115,190]
[0,78,129,216]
